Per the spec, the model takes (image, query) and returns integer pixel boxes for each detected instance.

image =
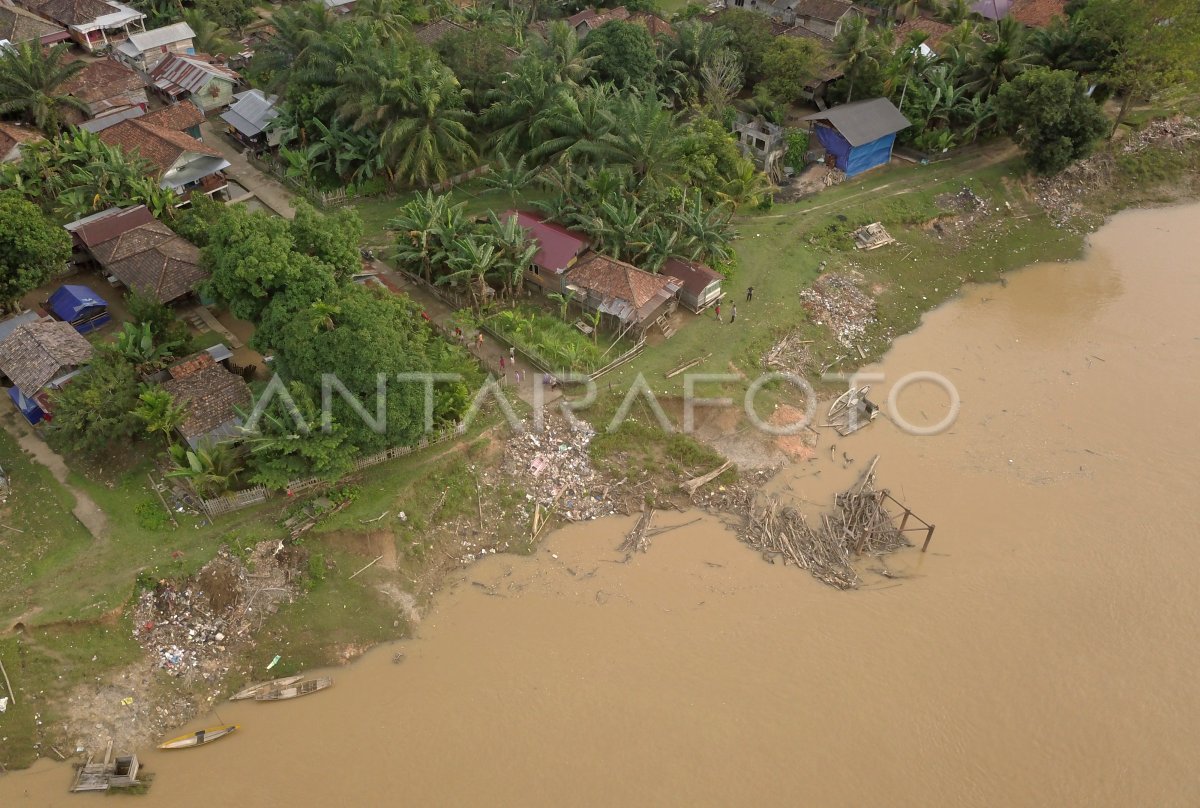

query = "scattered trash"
[266,655,281,670]
[851,222,895,250]
[799,271,877,349]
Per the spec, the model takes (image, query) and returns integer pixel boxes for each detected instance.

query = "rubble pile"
[502,415,617,522]
[131,543,298,679]
[763,330,814,378]
[1033,116,1200,225]
[799,272,877,348]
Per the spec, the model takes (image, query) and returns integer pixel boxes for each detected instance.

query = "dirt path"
[0,410,109,540]
[200,119,296,219]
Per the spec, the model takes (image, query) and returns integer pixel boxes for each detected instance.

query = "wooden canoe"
[255,676,333,701]
[158,724,239,750]
[231,675,303,701]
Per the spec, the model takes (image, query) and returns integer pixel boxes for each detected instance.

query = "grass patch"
[487,305,631,373]
[0,621,142,768]
[352,182,555,247]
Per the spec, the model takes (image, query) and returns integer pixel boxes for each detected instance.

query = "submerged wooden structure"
[70,741,140,792]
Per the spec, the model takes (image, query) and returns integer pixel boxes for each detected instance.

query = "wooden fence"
[284,424,466,496]
[427,164,490,193]
[199,485,269,518]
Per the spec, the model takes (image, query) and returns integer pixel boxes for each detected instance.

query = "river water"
[6,204,1200,806]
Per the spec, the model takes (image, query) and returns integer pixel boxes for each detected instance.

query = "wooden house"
[0,317,94,424]
[149,52,239,112]
[113,20,194,71]
[17,0,145,53]
[501,210,590,294]
[564,252,680,337]
[162,351,252,447]
[663,258,723,313]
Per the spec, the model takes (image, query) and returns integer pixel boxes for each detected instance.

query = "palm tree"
[183,9,237,56]
[832,16,873,103]
[352,0,413,38]
[718,161,774,210]
[936,0,972,24]
[529,83,619,166]
[664,20,734,105]
[482,57,557,155]
[439,236,497,312]
[534,21,599,87]
[1028,17,1106,75]
[0,42,87,133]
[343,59,477,188]
[388,190,463,283]
[966,17,1033,97]
[586,96,684,190]
[251,2,337,93]
[481,154,541,204]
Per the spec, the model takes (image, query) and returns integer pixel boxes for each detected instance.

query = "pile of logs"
[738,459,911,589]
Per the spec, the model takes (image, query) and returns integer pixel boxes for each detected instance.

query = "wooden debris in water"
[737,459,915,590]
[681,461,734,495]
[618,508,655,559]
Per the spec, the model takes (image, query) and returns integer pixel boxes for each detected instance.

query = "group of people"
[713,286,753,324]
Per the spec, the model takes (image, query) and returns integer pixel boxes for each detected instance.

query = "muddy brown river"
[6,203,1200,806]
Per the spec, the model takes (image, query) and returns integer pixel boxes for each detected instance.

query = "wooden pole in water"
[921,525,936,553]
[0,656,14,706]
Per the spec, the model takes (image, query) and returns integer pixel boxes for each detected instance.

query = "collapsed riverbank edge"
[2,128,1199,773]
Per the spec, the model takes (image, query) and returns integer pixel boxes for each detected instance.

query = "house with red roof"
[500,210,590,294]
[98,116,230,201]
[564,252,681,335]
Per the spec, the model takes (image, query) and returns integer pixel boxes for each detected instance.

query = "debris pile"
[1033,116,1200,225]
[763,330,814,379]
[502,415,616,522]
[131,543,298,678]
[799,271,877,348]
[737,461,914,589]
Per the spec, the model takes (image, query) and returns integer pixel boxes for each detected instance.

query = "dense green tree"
[0,42,87,133]
[760,37,822,105]
[1075,0,1200,134]
[202,206,337,323]
[290,202,364,282]
[710,10,773,83]
[584,20,658,91]
[269,285,477,452]
[182,8,238,56]
[0,191,70,311]
[167,441,245,497]
[126,290,194,353]
[996,67,1109,174]
[193,0,255,34]
[832,15,875,102]
[46,351,141,456]
[437,27,517,106]
[242,383,358,489]
[965,17,1034,97]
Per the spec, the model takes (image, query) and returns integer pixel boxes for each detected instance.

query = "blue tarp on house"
[7,385,45,425]
[47,284,110,334]
[804,98,911,178]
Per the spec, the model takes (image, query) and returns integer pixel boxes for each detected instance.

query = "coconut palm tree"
[832,15,874,103]
[0,42,87,133]
[586,96,684,190]
[482,57,557,156]
[252,2,337,93]
[936,0,972,24]
[183,9,237,56]
[534,21,599,87]
[1028,17,1106,75]
[343,58,476,187]
[966,17,1033,97]
[529,83,620,166]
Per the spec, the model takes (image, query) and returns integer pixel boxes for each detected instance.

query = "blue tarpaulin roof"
[7,385,44,424]
[48,285,107,322]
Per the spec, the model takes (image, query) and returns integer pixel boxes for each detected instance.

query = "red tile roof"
[566,252,680,324]
[25,0,117,25]
[61,58,144,105]
[162,352,251,443]
[1009,0,1066,28]
[894,16,954,49]
[85,216,206,303]
[139,100,205,132]
[662,258,721,298]
[501,210,589,275]
[0,317,93,393]
[628,10,673,38]
[99,118,221,177]
[0,2,66,44]
[0,122,43,157]
[70,205,156,249]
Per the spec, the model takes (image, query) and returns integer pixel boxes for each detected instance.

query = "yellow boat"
[158,724,239,750]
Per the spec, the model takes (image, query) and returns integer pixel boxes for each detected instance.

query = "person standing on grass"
[509,346,516,362]
[500,356,506,373]
[746,286,754,302]
[731,304,737,324]
[715,302,722,322]
[476,332,484,350]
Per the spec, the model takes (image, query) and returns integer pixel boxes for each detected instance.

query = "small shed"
[161,351,252,447]
[663,258,723,313]
[220,89,280,149]
[802,98,910,177]
[47,284,111,334]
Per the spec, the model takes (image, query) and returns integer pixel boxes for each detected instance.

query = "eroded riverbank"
[5,202,1200,806]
